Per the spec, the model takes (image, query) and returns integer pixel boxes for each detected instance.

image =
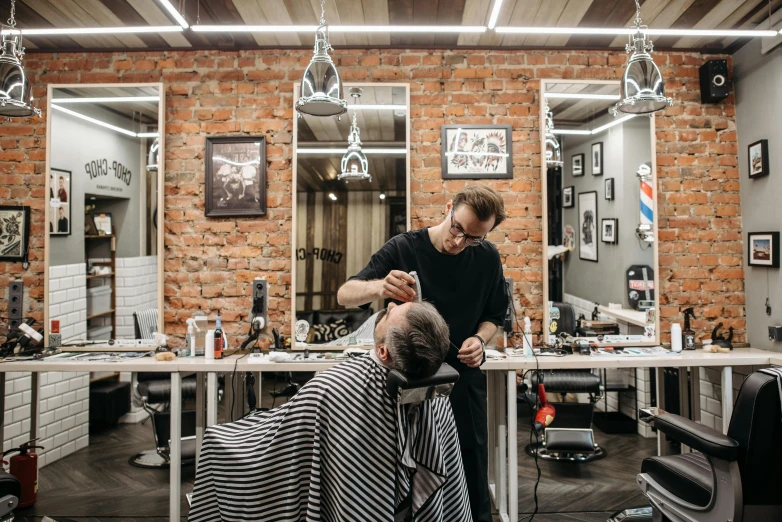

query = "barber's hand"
[378,270,417,303]
[458,337,484,368]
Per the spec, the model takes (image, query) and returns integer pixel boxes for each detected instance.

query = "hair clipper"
[409,271,422,303]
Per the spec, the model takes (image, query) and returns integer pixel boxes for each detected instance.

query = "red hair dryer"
[533,383,556,433]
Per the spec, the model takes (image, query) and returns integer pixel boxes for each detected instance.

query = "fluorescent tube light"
[17,26,182,35]
[544,93,621,100]
[551,129,591,135]
[591,114,636,134]
[496,27,777,37]
[157,0,189,29]
[347,104,407,110]
[52,96,160,104]
[52,105,159,139]
[297,148,407,154]
[192,25,317,33]
[488,0,504,30]
[192,25,485,33]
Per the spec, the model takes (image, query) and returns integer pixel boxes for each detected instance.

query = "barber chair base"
[525,442,606,462]
[607,506,652,522]
[129,437,197,469]
[525,428,606,462]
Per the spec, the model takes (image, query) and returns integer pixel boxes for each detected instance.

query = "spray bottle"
[682,308,696,350]
[185,318,199,357]
[523,316,533,357]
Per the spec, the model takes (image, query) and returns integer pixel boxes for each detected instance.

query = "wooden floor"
[15,378,656,522]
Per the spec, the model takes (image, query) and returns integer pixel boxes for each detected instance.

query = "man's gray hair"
[386,302,450,379]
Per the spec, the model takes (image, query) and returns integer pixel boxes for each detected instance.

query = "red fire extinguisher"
[3,440,44,508]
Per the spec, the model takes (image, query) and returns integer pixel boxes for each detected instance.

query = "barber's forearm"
[337,280,382,308]
[475,321,499,345]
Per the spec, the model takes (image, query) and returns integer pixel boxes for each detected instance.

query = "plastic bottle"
[185,318,198,357]
[671,323,683,353]
[214,316,224,360]
[522,317,534,357]
[205,329,216,360]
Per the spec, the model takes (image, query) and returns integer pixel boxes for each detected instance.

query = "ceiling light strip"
[51,105,159,139]
[487,0,504,30]
[496,26,777,37]
[347,104,407,110]
[15,26,182,35]
[544,93,621,100]
[551,129,591,135]
[157,0,189,29]
[552,115,637,136]
[52,96,160,104]
[297,148,406,154]
[192,25,486,33]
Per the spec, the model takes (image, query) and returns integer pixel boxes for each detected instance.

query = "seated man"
[189,302,471,522]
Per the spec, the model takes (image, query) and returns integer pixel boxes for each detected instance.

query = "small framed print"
[92,213,113,235]
[441,124,513,179]
[563,186,574,208]
[605,177,614,200]
[601,218,618,244]
[748,139,769,179]
[0,205,31,263]
[578,191,598,262]
[591,142,603,176]
[748,232,779,268]
[571,153,584,177]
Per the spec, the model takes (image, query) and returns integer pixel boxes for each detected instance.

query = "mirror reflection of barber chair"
[609,370,782,522]
[387,364,460,522]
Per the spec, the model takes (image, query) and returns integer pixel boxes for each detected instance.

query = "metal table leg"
[30,373,39,441]
[0,373,5,447]
[170,372,181,522]
[655,368,667,456]
[507,370,517,522]
[721,367,733,433]
[497,371,507,520]
[487,370,496,498]
[207,372,217,426]
[195,372,205,465]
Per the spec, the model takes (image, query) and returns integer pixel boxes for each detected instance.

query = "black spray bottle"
[682,308,696,350]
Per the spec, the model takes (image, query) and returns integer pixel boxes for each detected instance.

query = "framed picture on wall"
[0,206,31,264]
[49,168,71,236]
[92,213,113,235]
[748,139,769,179]
[563,186,574,208]
[578,191,598,262]
[440,124,512,179]
[601,218,618,244]
[572,153,584,177]
[605,177,614,200]
[591,142,603,176]
[748,232,780,268]
[205,136,267,217]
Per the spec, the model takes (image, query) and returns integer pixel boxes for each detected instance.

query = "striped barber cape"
[188,354,471,522]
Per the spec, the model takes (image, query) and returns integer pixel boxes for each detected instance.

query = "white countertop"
[598,306,648,327]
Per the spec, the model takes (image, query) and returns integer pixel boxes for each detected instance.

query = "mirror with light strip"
[541,79,660,347]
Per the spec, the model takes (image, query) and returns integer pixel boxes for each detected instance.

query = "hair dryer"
[533,383,556,433]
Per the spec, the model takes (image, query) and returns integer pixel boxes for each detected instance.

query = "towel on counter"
[188,354,471,522]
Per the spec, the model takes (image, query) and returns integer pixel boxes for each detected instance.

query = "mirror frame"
[291,82,411,350]
[44,82,166,342]
[539,79,660,346]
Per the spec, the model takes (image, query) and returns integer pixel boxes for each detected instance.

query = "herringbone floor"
[15,378,656,522]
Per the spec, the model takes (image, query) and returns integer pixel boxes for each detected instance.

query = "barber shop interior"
[3,0,782,521]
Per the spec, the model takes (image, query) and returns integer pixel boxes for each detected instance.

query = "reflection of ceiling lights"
[156,0,189,29]
[612,0,672,115]
[51,96,160,103]
[328,193,337,201]
[51,105,159,139]
[192,25,485,33]
[347,104,406,110]
[379,193,386,200]
[488,0,504,30]
[552,114,636,135]
[213,156,261,167]
[297,148,406,154]
[544,93,620,101]
[295,0,346,118]
[544,104,563,167]
[338,88,371,183]
[0,0,40,118]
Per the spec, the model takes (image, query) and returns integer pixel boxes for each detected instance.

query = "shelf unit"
[85,231,116,339]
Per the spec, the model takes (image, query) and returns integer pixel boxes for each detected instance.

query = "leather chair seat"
[532,370,601,394]
[641,452,713,508]
[138,376,197,403]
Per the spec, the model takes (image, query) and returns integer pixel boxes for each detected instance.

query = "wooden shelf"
[85,235,114,239]
[87,309,115,321]
[86,272,114,279]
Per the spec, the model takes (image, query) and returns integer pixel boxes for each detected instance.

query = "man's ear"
[376,343,391,364]
[445,200,453,215]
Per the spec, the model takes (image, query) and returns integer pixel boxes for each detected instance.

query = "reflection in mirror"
[294,84,408,347]
[543,81,658,344]
[47,85,162,342]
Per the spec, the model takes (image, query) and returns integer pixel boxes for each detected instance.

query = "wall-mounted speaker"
[699,60,729,104]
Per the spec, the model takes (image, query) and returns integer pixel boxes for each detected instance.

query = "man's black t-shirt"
[350,228,507,372]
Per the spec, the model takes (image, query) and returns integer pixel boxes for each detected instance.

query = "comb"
[409,271,422,303]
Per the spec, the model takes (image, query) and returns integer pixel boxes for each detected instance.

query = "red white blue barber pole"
[636,163,654,243]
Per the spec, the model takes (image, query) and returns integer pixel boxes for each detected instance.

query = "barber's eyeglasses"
[449,210,486,246]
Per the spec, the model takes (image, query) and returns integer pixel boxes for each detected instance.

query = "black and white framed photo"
[92,213,113,235]
[748,232,780,268]
[571,153,584,177]
[748,139,769,179]
[441,124,512,179]
[0,206,31,263]
[605,177,614,200]
[591,142,603,176]
[601,218,618,244]
[206,136,267,217]
[578,191,598,262]
[49,168,71,236]
[563,186,574,208]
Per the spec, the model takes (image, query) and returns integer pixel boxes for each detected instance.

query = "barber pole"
[636,163,654,242]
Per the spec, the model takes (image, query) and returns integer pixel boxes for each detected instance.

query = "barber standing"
[338,185,507,522]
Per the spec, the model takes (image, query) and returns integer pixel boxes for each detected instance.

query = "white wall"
[48,263,87,343]
[116,255,158,338]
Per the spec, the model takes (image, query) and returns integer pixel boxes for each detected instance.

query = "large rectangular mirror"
[292,83,410,349]
[45,84,164,343]
[541,80,659,346]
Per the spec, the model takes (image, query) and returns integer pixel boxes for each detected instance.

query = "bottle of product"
[671,323,683,353]
[682,308,696,350]
[214,316,224,360]
[522,317,533,358]
[205,329,216,360]
[185,318,197,357]
[591,305,599,321]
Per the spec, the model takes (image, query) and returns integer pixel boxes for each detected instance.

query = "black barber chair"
[129,373,198,468]
[0,470,19,522]
[388,364,460,522]
[610,370,782,522]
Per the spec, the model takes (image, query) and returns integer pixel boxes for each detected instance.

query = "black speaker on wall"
[699,59,729,104]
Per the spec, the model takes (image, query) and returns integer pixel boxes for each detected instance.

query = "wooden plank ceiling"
[3,0,780,52]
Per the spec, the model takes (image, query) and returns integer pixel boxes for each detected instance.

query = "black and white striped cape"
[188,354,471,521]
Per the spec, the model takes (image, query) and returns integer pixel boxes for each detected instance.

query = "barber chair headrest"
[387,363,459,405]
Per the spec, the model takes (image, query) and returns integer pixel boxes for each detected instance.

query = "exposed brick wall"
[0,48,744,345]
